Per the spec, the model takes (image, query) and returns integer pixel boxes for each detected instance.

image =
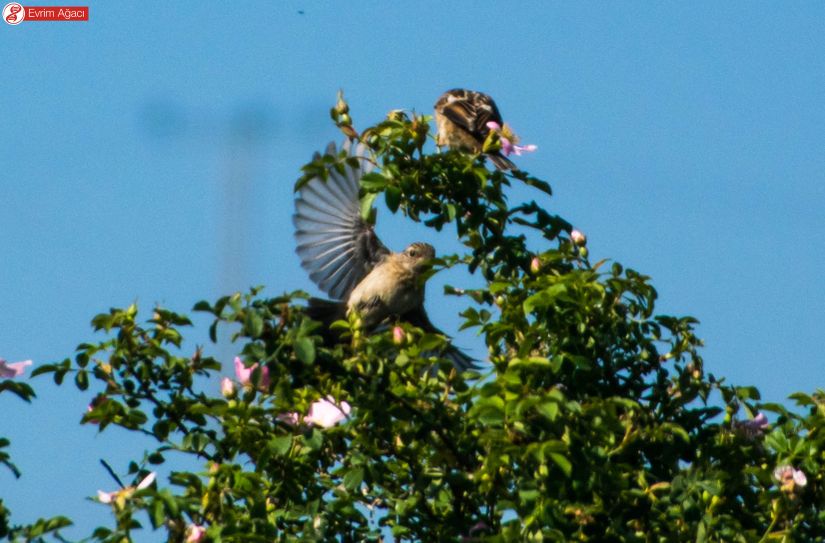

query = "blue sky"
[2,1,824,538]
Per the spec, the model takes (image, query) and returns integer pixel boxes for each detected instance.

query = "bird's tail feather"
[443,346,480,372]
[489,152,517,171]
[401,307,480,371]
[306,298,347,345]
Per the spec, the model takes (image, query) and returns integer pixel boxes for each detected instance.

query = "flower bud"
[220,377,235,398]
[530,257,541,274]
[392,326,406,345]
[86,395,108,424]
[335,94,349,115]
[571,229,587,246]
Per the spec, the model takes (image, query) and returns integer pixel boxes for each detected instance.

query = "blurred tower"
[140,101,275,362]
[219,107,274,293]
[141,98,327,362]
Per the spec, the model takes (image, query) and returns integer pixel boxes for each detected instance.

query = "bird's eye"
[408,249,417,257]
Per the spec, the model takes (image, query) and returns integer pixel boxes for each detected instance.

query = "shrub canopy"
[2,98,823,542]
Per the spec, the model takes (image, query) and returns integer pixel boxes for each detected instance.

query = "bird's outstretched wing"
[294,141,390,301]
[403,305,479,372]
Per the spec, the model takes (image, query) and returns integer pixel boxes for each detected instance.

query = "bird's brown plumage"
[434,88,516,171]
[293,142,477,371]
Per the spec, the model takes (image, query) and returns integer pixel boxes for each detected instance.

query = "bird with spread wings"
[293,141,477,371]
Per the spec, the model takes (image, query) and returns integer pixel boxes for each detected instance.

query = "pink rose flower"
[735,412,769,440]
[304,396,352,428]
[234,357,270,390]
[97,472,156,504]
[486,121,537,157]
[773,465,807,495]
[0,359,32,378]
[186,524,206,543]
[277,411,301,426]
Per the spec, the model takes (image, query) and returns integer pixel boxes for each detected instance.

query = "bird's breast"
[346,260,422,327]
[435,114,480,152]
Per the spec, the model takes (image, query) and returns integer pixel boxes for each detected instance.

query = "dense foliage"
[2,99,824,542]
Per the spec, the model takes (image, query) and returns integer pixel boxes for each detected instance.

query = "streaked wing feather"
[471,91,504,138]
[436,89,505,144]
[439,100,477,134]
[488,152,517,171]
[294,141,389,300]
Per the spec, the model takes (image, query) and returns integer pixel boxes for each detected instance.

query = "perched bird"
[293,141,476,371]
[434,88,516,171]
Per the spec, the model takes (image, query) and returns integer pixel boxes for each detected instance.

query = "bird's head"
[401,242,436,272]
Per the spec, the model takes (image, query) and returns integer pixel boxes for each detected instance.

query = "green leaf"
[74,370,89,391]
[269,435,292,457]
[295,337,316,364]
[343,467,365,491]
[549,453,572,476]
[360,192,379,221]
[385,185,402,212]
[359,172,387,190]
[150,498,165,529]
[523,284,567,315]
[0,381,35,402]
[510,357,552,369]
[788,392,814,406]
[192,300,212,312]
[536,401,559,421]
[445,203,457,221]
[160,488,180,517]
[304,429,323,451]
[245,311,264,338]
[488,281,509,294]
[765,430,791,454]
[518,488,540,504]
[472,396,505,426]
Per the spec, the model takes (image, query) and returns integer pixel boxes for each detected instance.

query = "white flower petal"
[793,470,807,487]
[97,490,114,504]
[136,471,157,490]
